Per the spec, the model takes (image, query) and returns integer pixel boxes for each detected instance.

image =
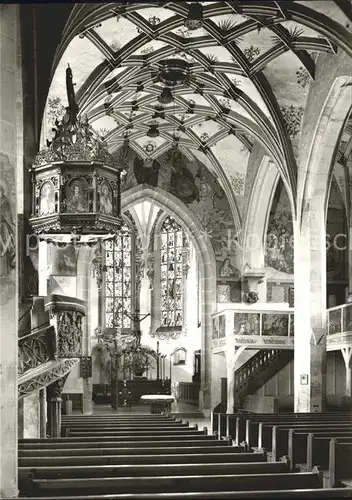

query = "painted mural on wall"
[50,244,78,276]
[118,146,240,279]
[0,153,16,304]
[265,179,294,276]
[326,180,347,281]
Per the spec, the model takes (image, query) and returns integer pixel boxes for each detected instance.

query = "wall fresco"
[119,146,240,279]
[0,153,16,305]
[265,178,294,276]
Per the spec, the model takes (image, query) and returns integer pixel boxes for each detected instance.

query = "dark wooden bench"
[12,488,352,500]
[224,413,352,445]
[256,423,351,456]
[18,450,266,467]
[64,428,204,437]
[329,439,352,488]
[19,435,220,446]
[307,434,352,471]
[251,420,352,449]
[19,458,290,482]
[62,424,195,432]
[286,430,352,470]
[22,470,323,495]
[64,429,206,438]
[18,441,241,458]
[212,411,351,433]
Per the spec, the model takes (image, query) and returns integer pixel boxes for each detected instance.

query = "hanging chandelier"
[159,59,189,87]
[158,87,174,105]
[184,3,203,31]
[29,65,123,243]
[147,123,160,137]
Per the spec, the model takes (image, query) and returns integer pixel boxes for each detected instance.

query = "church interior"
[1,1,352,498]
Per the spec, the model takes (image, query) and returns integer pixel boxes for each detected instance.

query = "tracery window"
[160,216,184,328]
[105,222,132,329]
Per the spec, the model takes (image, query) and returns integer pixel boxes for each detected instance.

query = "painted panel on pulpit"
[99,182,113,215]
[66,178,88,213]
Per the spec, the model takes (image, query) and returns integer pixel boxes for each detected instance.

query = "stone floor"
[85,401,212,432]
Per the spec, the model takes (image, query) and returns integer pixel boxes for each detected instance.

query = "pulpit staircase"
[234,349,294,407]
[18,295,85,400]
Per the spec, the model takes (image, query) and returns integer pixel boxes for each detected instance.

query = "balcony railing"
[212,307,294,349]
[327,303,352,335]
[326,303,352,348]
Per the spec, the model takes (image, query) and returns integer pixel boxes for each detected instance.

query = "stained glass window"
[105,222,132,329]
[160,216,184,328]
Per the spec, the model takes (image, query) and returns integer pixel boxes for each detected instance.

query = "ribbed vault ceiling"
[45,1,352,214]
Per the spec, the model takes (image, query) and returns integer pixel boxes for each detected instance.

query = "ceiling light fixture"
[184,3,203,31]
[147,124,159,137]
[159,59,189,87]
[158,87,174,105]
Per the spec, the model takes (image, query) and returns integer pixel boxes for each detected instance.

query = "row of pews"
[18,413,352,499]
[214,411,352,488]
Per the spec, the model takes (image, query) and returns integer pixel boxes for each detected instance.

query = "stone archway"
[122,185,217,412]
[242,156,280,270]
[294,76,352,412]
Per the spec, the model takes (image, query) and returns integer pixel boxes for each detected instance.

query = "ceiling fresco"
[43,1,351,223]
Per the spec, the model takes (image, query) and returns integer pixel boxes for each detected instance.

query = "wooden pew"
[18,442,241,458]
[268,424,352,461]
[23,470,323,496]
[252,421,352,450]
[255,422,352,453]
[307,434,352,471]
[329,439,352,488]
[19,435,220,447]
[227,413,352,446]
[61,422,190,430]
[18,450,267,467]
[19,458,290,481]
[65,429,207,438]
[64,428,204,437]
[12,488,352,500]
[287,430,352,470]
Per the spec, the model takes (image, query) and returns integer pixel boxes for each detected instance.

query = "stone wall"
[0,4,20,497]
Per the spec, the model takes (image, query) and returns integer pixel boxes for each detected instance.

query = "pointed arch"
[121,185,216,411]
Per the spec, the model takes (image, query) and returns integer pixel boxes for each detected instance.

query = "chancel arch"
[121,185,217,410]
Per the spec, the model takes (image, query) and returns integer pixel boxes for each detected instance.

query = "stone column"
[39,388,46,438]
[341,348,352,397]
[293,209,327,412]
[77,247,93,415]
[0,4,20,497]
[46,378,65,438]
[226,344,247,413]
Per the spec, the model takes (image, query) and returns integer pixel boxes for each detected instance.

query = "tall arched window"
[105,222,133,329]
[160,216,184,328]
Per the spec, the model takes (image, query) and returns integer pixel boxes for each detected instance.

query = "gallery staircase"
[234,349,294,406]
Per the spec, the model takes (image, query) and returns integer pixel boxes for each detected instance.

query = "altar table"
[140,394,175,414]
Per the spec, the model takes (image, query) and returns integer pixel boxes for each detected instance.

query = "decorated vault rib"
[30,65,124,240]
